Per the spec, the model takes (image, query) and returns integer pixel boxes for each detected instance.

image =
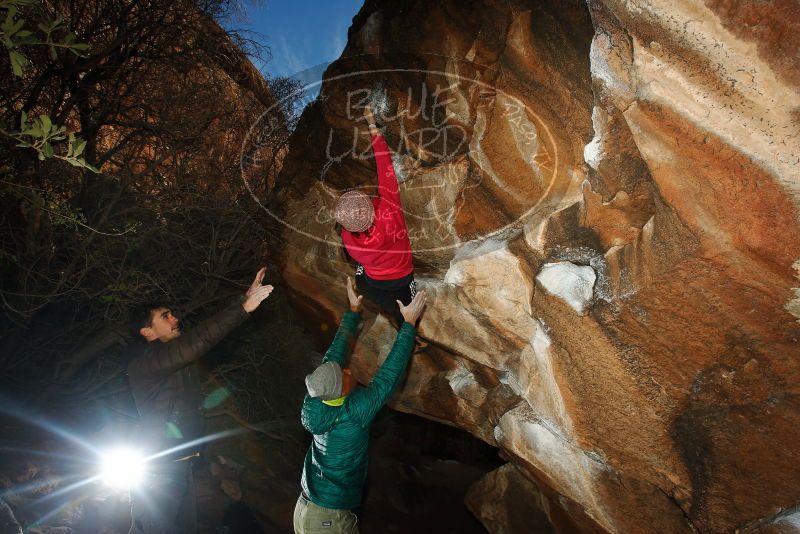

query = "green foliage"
[8,49,27,75]
[2,0,88,71]
[0,0,96,171]
[3,111,98,171]
[45,196,86,229]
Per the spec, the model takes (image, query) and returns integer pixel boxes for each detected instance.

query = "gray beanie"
[305,361,343,400]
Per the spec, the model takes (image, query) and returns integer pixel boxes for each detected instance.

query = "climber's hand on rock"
[397,290,427,325]
[347,276,363,313]
[363,104,376,125]
[363,105,380,133]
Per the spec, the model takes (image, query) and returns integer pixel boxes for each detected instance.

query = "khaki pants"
[293,493,359,534]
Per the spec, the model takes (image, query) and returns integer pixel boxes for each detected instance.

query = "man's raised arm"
[322,277,364,367]
[129,303,248,378]
[129,268,273,379]
[349,290,427,425]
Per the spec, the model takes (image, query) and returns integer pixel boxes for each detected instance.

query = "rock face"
[273,0,800,532]
[535,262,596,315]
[465,463,557,534]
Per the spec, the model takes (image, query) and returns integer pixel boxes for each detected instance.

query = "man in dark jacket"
[127,268,273,534]
[293,277,427,534]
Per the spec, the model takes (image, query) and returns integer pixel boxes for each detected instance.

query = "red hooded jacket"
[341,133,413,280]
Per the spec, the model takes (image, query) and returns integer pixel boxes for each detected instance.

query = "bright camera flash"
[100,447,145,489]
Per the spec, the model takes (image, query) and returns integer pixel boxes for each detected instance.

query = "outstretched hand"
[243,267,273,313]
[397,290,427,325]
[347,276,363,313]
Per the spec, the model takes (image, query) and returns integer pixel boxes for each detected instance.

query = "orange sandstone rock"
[275,0,800,532]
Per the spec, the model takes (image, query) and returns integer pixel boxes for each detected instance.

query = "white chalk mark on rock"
[535,261,596,315]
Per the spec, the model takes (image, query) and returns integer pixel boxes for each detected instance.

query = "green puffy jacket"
[300,310,416,510]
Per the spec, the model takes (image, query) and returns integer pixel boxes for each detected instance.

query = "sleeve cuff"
[399,321,416,337]
[371,132,387,148]
[233,301,250,320]
[342,310,362,329]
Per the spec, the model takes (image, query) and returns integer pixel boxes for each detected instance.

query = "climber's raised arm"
[363,105,401,206]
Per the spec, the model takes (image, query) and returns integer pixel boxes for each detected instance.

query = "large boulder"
[271,0,800,532]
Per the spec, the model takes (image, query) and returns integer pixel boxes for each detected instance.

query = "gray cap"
[305,361,343,400]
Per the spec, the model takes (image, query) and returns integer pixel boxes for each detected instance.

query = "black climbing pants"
[355,267,416,328]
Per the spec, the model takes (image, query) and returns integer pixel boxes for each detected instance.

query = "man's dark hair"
[129,302,169,340]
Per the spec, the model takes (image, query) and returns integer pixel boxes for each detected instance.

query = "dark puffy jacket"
[300,310,416,510]
[127,302,248,458]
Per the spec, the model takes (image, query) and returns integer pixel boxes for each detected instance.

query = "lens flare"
[99,448,145,489]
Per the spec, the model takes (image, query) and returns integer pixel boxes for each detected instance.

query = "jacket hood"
[301,395,342,434]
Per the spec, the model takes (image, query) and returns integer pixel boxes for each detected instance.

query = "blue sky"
[232,1,364,82]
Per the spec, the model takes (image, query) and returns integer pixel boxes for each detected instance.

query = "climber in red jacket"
[334,104,415,327]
